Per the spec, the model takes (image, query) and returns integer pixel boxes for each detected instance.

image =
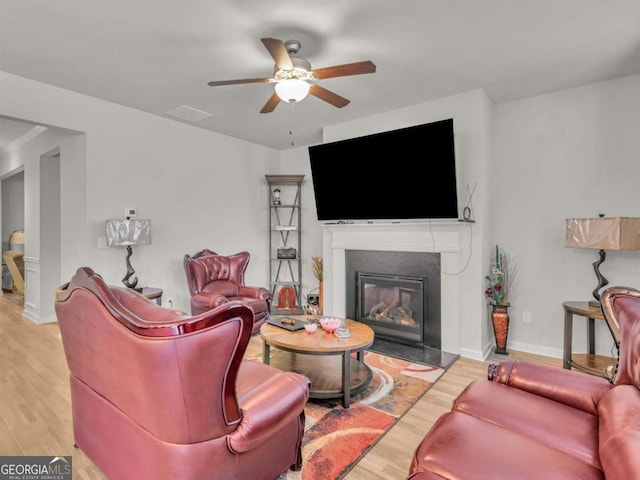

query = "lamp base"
[590,249,608,308]
[121,245,140,290]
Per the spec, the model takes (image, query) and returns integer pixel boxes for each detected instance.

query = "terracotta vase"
[491,304,509,355]
[319,281,323,312]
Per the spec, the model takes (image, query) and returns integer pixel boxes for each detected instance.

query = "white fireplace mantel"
[322,221,466,354]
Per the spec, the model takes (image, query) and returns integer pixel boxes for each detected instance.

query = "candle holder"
[334,318,351,338]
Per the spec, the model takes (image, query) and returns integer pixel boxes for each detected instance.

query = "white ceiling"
[1,1,639,151]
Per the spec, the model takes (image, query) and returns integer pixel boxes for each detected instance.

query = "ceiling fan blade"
[309,85,350,108]
[260,92,281,113]
[208,77,272,87]
[312,60,376,80]
[261,37,293,70]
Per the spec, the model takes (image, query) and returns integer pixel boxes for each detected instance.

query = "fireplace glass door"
[356,272,424,344]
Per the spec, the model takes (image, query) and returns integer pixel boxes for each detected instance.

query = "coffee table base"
[260,319,375,408]
[265,349,372,408]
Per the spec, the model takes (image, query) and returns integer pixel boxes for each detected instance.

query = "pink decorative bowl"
[304,322,318,333]
[320,317,341,333]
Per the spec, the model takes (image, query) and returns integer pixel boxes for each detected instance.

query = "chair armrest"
[489,359,612,414]
[227,370,310,453]
[191,292,229,311]
[408,469,450,480]
[238,286,271,301]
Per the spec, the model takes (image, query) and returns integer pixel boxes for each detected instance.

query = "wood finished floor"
[0,293,561,479]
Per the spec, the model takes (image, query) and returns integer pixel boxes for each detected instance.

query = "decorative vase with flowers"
[485,245,517,354]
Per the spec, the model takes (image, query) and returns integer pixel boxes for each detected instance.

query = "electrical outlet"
[522,311,532,324]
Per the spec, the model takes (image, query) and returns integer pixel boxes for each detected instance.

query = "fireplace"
[345,249,441,349]
[322,221,469,356]
[356,272,424,344]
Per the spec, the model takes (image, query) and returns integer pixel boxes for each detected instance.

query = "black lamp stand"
[589,249,609,308]
[122,245,143,292]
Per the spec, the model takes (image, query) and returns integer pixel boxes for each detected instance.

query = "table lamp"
[565,216,640,307]
[105,218,151,291]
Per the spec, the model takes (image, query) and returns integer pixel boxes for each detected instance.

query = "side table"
[141,287,163,306]
[562,301,616,378]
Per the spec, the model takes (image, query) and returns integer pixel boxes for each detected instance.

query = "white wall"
[40,151,61,321]
[1,69,638,360]
[0,126,76,321]
[281,76,640,359]
[281,89,493,359]
[0,71,280,317]
[492,74,640,358]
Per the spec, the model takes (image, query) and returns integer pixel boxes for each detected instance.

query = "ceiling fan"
[207,37,376,113]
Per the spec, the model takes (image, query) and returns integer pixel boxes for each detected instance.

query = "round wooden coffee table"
[260,318,375,408]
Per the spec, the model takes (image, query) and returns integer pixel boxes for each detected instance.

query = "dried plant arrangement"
[311,256,323,282]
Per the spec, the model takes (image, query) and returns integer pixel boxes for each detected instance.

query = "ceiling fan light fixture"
[207,37,375,113]
[275,79,310,103]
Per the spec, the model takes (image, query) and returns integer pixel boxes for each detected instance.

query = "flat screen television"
[308,118,458,221]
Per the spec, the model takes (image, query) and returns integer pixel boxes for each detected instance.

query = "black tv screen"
[308,118,458,221]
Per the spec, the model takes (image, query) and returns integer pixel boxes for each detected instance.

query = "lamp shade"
[275,79,310,103]
[106,219,152,247]
[565,217,640,250]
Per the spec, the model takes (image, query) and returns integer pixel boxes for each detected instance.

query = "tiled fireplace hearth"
[322,222,465,354]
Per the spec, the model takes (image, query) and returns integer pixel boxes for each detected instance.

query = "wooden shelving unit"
[266,175,305,315]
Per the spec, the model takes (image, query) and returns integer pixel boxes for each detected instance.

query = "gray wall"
[1,170,24,252]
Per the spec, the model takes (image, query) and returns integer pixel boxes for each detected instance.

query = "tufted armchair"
[55,267,309,480]
[184,249,271,333]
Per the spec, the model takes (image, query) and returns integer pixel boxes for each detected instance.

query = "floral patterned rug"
[275,351,447,480]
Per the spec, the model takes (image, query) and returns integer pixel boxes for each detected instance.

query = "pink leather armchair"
[55,267,309,480]
[184,249,271,333]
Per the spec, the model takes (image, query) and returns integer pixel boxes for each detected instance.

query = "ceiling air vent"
[166,105,212,122]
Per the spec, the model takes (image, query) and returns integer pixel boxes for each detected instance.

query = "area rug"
[266,350,448,480]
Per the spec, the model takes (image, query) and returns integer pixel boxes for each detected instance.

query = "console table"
[562,301,616,378]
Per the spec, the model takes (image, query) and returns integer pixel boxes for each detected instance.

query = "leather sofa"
[184,249,271,333]
[55,267,309,480]
[408,285,640,480]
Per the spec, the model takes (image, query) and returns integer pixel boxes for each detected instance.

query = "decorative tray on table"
[267,317,306,331]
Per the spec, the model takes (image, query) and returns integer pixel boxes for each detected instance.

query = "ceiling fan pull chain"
[289,102,296,146]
